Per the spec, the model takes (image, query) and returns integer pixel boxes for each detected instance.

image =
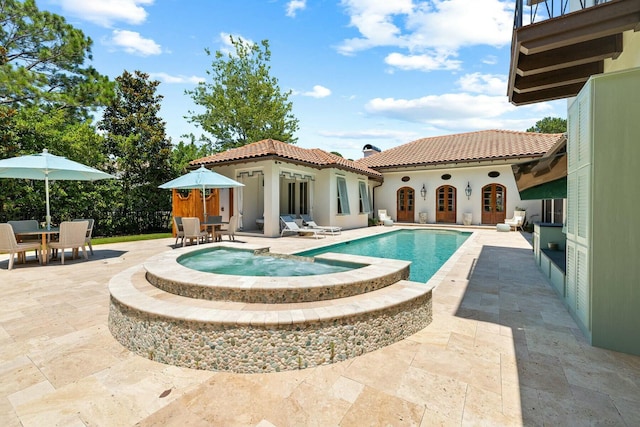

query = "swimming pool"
[178,247,361,276]
[297,229,470,282]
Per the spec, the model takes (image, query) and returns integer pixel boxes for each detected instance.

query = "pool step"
[108,265,433,373]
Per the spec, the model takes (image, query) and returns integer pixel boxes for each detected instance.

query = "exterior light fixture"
[420,184,427,200]
[465,182,472,200]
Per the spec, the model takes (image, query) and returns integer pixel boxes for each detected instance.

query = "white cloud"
[219,32,255,55]
[482,55,499,65]
[286,0,307,17]
[364,91,558,132]
[338,0,513,68]
[54,0,153,27]
[457,73,507,96]
[318,129,417,140]
[108,30,162,56]
[149,72,204,84]
[385,51,461,72]
[299,85,332,98]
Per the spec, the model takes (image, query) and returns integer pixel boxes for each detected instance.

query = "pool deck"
[1,225,639,426]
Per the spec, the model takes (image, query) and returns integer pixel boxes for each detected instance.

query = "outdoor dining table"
[14,227,60,265]
[201,221,227,242]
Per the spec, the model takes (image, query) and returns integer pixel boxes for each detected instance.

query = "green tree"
[171,133,211,175]
[186,36,299,151]
[0,0,113,114]
[99,71,173,212]
[527,116,567,133]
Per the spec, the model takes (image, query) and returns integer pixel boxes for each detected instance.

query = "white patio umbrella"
[0,149,117,229]
[159,166,244,218]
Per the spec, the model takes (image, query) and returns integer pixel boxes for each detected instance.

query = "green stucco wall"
[589,68,640,355]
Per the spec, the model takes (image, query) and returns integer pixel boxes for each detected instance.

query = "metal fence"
[0,210,172,237]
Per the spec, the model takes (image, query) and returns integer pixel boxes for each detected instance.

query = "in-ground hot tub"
[108,243,434,373]
[177,247,362,276]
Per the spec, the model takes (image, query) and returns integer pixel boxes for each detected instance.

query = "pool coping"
[144,243,412,303]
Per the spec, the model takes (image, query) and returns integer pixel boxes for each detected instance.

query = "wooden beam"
[514,62,604,93]
[510,82,586,105]
[516,34,622,76]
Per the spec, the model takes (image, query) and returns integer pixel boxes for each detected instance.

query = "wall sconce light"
[420,184,427,200]
[465,182,472,200]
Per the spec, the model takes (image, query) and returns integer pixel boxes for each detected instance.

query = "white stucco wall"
[372,163,541,225]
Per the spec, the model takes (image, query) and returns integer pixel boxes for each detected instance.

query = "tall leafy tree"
[527,116,567,133]
[186,36,299,151]
[0,0,113,115]
[99,71,173,212]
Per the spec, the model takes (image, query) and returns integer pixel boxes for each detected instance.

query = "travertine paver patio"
[1,226,639,426]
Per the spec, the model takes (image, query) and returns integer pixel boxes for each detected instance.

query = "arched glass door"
[481,184,506,224]
[436,185,456,223]
[396,186,415,222]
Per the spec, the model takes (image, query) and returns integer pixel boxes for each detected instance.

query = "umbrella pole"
[202,184,207,220]
[45,174,51,230]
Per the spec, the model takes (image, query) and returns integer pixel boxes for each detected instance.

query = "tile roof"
[356,129,566,169]
[190,139,383,179]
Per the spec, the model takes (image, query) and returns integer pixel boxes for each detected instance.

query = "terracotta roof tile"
[356,130,565,169]
[191,139,382,179]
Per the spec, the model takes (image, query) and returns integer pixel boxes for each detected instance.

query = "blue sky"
[41,0,565,160]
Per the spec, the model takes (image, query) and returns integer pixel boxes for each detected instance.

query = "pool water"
[178,248,358,276]
[297,229,470,282]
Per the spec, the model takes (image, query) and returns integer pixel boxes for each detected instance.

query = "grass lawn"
[92,233,172,245]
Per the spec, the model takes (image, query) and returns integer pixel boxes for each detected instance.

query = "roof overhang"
[508,0,640,105]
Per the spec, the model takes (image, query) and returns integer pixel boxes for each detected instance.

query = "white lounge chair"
[0,223,42,270]
[48,221,89,265]
[280,216,324,239]
[378,209,394,226]
[504,215,525,231]
[181,217,209,246]
[300,215,341,235]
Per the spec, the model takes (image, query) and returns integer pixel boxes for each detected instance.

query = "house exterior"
[188,131,564,237]
[355,130,564,226]
[190,139,382,237]
[508,0,640,356]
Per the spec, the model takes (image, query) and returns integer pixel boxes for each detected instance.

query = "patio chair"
[173,216,184,246]
[48,221,89,265]
[181,217,208,246]
[378,210,394,226]
[504,214,525,231]
[280,216,324,239]
[299,214,342,235]
[8,220,40,261]
[73,218,94,255]
[0,223,42,270]
[220,215,237,241]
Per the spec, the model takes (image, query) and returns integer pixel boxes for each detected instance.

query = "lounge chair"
[73,218,94,255]
[299,214,341,235]
[181,217,208,246]
[378,209,394,226]
[48,221,89,265]
[280,216,324,239]
[0,223,42,270]
[504,214,525,231]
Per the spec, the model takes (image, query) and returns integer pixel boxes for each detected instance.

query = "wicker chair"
[0,223,42,270]
[48,221,89,265]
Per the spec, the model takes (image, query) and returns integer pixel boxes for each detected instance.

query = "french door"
[396,186,415,222]
[481,184,506,224]
[436,185,456,223]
